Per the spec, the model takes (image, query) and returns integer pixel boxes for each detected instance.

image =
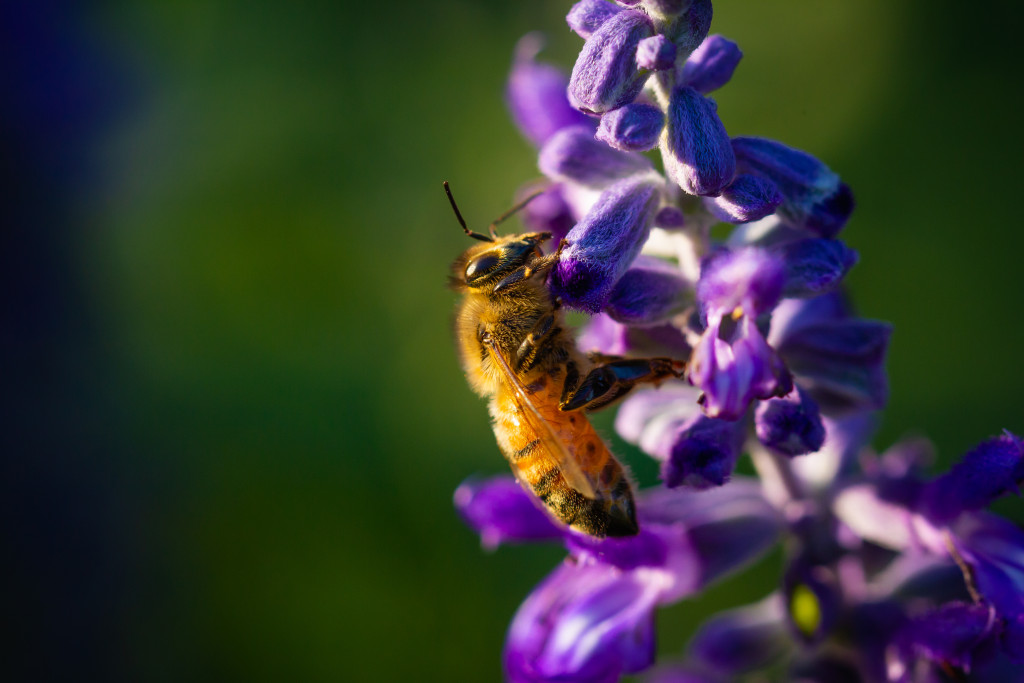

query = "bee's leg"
[559,357,686,412]
[514,312,561,372]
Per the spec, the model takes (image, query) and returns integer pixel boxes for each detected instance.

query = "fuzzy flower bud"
[662,86,735,196]
[550,176,660,313]
[606,255,693,325]
[680,35,742,94]
[596,102,665,152]
[569,10,655,114]
[566,0,623,39]
[706,173,782,224]
[636,35,677,71]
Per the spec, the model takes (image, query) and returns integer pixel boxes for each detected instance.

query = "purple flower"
[516,182,579,242]
[893,602,1001,675]
[687,248,790,419]
[569,10,655,114]
[507,34,595,147]
[680,35,742,94]
[596,102,666,152]
[662,86,735,196]
[687,595,790,675]
[454,477,564,549]
[665,0,713,56]
[550,176,660,313]
[458,477,782,682]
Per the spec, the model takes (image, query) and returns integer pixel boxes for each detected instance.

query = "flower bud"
[506,34,595,147]
[921,431,1024,524]
[680,35,742,94]
[539,125,653,188]
[706,173,782,224]
[755,386,826,457]
[569,11,655,114]
[662,86,735,196]
[550,176,660,313]
[636,35,677,71]
[780,238,858,298]
[566,0,623,39]
[733,136,854,237]
[606,256,693,325]
[596,102,665,152]
[655,205,686,228]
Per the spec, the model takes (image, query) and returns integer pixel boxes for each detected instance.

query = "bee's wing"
[484,339,597,499]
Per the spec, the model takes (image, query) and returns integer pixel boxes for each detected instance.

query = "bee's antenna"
[486,188,544,239]
[443,181,494,243]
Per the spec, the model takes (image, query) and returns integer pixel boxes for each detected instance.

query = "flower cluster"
[456,2,1024,681]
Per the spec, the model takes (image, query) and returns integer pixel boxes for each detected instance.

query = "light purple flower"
[705,173,782,224]
[606,255,692,325]
[636,35,677,72]
[567,0,622,39]
[539,125,654,188]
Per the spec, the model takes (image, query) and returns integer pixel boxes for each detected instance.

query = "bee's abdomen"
[491,385,638,538]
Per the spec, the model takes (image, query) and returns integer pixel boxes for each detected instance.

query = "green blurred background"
[6,1,1023,681]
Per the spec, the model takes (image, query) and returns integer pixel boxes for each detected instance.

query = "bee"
[445,182,684,538]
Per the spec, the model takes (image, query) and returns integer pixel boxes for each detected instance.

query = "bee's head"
[449,232,552,292]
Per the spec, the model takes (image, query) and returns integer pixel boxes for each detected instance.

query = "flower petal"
[697,247,785,317]
[636,34,677,71]
[454,476,564,548]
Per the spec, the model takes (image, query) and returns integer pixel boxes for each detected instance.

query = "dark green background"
[8,1,1023,681]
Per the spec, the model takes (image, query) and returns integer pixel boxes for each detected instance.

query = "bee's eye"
[465,253,500,282]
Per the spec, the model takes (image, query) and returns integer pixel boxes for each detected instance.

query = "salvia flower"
[452,2,1023,681]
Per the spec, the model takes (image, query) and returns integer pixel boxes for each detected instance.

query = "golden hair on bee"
[444,181,685,538]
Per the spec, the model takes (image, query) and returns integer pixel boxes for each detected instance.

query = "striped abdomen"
[489,372,638,537]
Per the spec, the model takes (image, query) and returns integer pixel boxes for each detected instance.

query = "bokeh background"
[5,1,1023,681]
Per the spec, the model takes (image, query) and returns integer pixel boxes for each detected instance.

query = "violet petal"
[453,476,564,548]
[636,34,677,71]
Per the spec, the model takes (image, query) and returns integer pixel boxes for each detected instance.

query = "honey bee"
[445,182,684,538]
